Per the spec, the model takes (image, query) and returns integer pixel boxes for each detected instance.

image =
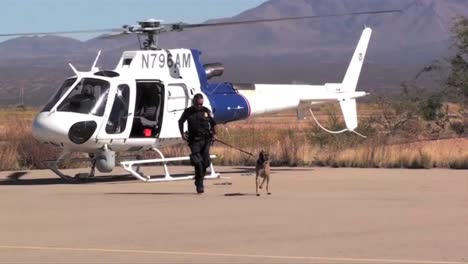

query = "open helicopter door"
[157,83,190,138]
[96,82,135,142]
[129,80,165,138]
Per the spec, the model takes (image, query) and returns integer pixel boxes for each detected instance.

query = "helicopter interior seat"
[132,86,162,137]
[66,92,96,114]
[140,105,158,123]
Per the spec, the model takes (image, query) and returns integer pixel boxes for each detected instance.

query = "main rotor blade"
[0,9,403,39]
[173,9,402,30]
[0,28,120,37]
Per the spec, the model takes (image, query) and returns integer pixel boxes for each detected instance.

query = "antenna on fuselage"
[91,50,102,71]
[68,63,81,78]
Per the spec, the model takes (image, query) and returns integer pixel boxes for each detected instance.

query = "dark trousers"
[189,138,211,187]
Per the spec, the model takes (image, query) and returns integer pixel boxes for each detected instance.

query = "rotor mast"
[136,19,164,50]
[133,19,185,50]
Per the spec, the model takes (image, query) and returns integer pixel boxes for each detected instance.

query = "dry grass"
[0,106,467,171]
[207,124,468,169]
[327,139,468,169]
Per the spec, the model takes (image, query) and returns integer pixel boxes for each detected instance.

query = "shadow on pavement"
[104,192,198,196]
[0,175,137,186]
[234,167,315,172]
[224,192,257,197]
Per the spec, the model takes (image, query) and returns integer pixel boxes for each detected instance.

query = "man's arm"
[178,109,189,140]
[207,109,217,137]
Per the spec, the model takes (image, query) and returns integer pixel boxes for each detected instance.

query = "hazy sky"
[0,0,267,41]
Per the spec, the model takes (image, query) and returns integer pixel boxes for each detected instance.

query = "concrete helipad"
[0,166,467,263]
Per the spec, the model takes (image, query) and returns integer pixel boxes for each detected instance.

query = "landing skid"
[44,149,222,183]
[120,148,221,182]
[44,151,96,183]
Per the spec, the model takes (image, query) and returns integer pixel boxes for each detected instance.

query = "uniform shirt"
[178,106,216,140]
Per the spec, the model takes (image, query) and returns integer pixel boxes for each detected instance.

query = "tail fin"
[340,27,372,131]
[342,27,372,92]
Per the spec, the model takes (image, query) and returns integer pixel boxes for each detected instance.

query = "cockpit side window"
[57,78,110,116]
[41,78,77,112]
[106,84,130,134]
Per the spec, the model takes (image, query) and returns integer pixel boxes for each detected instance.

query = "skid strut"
[44,151,75,181]
[44,151,97,182]
[120,148,220,182]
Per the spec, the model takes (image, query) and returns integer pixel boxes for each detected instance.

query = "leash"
[214,139,254,157]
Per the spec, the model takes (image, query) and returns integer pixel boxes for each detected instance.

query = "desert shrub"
[419,94,444,121]
[449,120,465,135]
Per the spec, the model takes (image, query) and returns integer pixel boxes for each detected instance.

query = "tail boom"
[211,27,372,131]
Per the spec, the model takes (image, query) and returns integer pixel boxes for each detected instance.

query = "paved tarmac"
[0,166,467,263]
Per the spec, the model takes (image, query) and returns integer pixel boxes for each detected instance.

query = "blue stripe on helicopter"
[204,83,250,124]
[190,49,208,88]
[190,50,250,124]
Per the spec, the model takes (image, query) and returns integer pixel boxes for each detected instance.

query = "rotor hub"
[138,19,163,30]
[134,19,165,50]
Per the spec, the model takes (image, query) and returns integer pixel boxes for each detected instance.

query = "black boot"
[197,185,204,194]
[194,180,204,194]
[194,162,205,194]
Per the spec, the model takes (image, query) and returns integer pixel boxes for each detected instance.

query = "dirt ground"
[0,166,467,263]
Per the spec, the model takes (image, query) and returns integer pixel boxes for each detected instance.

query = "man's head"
[83,84,93,96]
[193,93,204,109]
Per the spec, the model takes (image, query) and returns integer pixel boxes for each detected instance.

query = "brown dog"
[256,150,271,196]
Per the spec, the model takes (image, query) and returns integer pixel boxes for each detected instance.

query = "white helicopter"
[1,11,399,182]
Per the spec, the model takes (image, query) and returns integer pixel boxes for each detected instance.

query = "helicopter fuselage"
[33,49,217,153]
[32,27,371,175]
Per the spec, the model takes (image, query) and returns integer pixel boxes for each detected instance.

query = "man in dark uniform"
[178,93,217,194]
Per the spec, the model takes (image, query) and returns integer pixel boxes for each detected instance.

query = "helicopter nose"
[32,112,70,145]
[33,112,99,147]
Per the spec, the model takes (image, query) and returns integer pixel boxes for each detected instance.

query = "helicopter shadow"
[0,171,233,186]
[0,173,138,186]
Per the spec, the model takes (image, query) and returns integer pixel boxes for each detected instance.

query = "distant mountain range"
[0,0,467,106]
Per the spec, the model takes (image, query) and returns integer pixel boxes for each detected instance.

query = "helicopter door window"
[57,78,110,116]
[167,84,188,112]
[106,84,130,134]
[41,78,77,112]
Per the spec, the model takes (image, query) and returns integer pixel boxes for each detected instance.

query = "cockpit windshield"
[56,78,110,116]
[41,78,77,112]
